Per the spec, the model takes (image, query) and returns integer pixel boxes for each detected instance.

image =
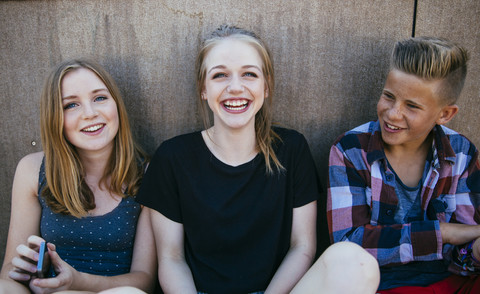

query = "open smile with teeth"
[386,123,402,130]
[224,99,249,111]
[82,124,104,132]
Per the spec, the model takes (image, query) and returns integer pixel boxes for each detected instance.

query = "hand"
[8,235,45,282]
[29,243,75,294]
[472,237,480,262]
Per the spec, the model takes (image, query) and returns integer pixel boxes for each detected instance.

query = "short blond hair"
[391,37,469,105]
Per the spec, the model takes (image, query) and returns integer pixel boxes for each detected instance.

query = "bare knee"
[321,242,380,289]
[292,242,379,294]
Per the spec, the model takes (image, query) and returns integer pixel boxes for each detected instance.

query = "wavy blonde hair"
[195,24,284,174]
[40,59,147,217]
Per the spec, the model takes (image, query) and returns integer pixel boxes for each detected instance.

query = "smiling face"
[202,38,267,132]
[377,69,458,151]
[61,68,119,156]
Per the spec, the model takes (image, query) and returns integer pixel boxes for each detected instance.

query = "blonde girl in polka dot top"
[0,59,156,293]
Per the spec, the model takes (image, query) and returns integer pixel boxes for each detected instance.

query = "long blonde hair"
[40,59,147,217]
[195,24,284,174]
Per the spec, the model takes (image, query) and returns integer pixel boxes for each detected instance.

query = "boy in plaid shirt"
[328,37,480,293]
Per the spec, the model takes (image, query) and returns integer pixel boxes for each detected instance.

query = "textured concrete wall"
[0,0,478,266]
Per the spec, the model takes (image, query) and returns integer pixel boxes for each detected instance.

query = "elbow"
[291,240,317,265]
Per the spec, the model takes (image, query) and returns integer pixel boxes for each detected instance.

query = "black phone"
[36,241,51,278]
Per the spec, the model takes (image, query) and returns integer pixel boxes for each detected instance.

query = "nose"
[82,102,98,119]
[387,103,402,120]
[227,75,244,93]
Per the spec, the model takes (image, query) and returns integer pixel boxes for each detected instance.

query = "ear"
[201,90,207,100]
[264,83,269,98]
[436,104,459,125]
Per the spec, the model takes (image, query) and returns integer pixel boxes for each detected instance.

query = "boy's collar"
[365,121,456,166]
[432,124,456,165]
[366,121,385,164]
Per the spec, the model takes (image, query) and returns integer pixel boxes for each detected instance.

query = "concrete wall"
[1,0,479,266]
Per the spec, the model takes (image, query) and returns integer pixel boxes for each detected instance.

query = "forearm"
[158,258,196,294]
[265,244,315,294]
[440,223,480,245]
[69,270,154,293]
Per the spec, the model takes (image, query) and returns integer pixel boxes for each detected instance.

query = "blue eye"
[212,73,226,79]
[95,96,107,102]
[63,103,77,110]
[244,72,258,78]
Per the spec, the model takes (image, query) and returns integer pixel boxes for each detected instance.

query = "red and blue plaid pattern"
[327,121,480,268]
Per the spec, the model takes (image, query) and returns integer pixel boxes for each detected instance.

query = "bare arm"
[149,208,196,294]
[0,152,43,282]
[264,201,317,294]
[439,222,480,246]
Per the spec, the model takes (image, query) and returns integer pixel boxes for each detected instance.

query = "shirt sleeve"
[290,132,322,208]
[447,142,480,273]
[327,140,442,267]
[136,141,183,223]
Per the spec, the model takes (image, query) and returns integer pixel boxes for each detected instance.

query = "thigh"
[0,278,30,294]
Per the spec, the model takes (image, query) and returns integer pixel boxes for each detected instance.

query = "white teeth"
[82,124,103,132]
[386,123,400,130]
[224,100,248,110]
[225,100,247,107]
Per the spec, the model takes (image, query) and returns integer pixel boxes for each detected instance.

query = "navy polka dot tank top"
[37,160,141,276]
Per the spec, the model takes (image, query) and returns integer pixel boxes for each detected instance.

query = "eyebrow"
[405,99,423,107]
[207,64,262,74]
[62,88,109,100]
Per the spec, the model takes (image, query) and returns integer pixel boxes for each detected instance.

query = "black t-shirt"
[137,127,321,294]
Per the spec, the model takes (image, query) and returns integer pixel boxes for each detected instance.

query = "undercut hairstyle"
[40,58,147,217]
[391,37,469,105]
[195,24,284,174]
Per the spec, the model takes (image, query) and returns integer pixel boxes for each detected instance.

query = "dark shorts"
[377,275,480,294]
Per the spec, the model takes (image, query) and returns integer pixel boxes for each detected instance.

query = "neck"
[203,125,257,166]
[384,132,433,161]
[77,148,112,186]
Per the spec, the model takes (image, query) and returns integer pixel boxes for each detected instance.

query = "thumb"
[46,242,56,252]
[46,243,63,274]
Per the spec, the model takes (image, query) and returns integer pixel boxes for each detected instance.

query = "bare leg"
[0,278,30,294]
[53,291,95,294]
[291,242,380,294]
[98,286,147,294]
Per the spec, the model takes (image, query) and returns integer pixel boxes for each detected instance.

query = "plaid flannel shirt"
[327,121,480,268]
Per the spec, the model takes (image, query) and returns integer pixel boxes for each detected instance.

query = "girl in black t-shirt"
[134,25,380,294]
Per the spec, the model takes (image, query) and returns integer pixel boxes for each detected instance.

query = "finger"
[46,246,64,274]
[46,242,56,251]
[8,268,32,281]
[11,256,37,274]
[16,243,39,262]
[29,279,51,294]
[31,276,63,289]
[27,235,46,249]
